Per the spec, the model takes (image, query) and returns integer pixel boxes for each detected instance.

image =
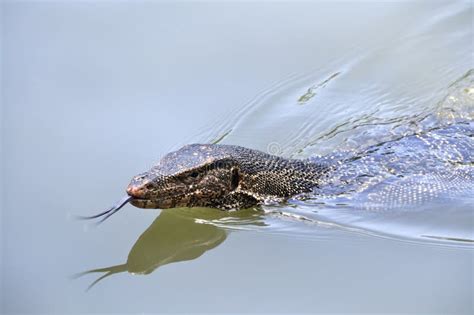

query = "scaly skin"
[126,122,473,211]
[83,121,472,223]
[127,144,330,210]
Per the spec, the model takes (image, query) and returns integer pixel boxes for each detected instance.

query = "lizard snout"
[127,183,147,198]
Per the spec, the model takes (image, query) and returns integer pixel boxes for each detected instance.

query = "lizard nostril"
[127,185,143,198]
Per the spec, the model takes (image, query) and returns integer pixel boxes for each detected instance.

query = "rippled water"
[199,68,474,248]
[2,1,473,314]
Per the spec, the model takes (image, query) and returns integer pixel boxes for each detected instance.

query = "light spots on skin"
[127,122,473,211]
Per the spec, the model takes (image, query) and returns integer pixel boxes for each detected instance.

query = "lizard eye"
[231,168,240,190]
[190,171,199,178]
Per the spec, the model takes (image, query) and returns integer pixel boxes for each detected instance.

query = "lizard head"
[80,143,322,223]
[126,144,242,209]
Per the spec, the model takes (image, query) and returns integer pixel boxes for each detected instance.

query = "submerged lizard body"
[85,121,473,221]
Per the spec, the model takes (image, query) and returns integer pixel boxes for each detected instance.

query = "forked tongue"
[78,195,132,224]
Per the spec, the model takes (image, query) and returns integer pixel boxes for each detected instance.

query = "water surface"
[2,1,473,314]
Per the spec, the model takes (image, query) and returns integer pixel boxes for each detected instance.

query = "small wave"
[180,6,474,247]
[193,69,474,247]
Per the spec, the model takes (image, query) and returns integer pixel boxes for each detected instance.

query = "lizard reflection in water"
[79,208,264,289]
[78,69,474,287]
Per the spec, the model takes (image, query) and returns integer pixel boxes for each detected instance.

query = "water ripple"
[183,6,474,247]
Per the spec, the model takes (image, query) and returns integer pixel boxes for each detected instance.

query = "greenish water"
[1,1,473,314]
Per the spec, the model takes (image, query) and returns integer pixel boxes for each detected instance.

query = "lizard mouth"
[130,198,161,209]
[130,196,148,200]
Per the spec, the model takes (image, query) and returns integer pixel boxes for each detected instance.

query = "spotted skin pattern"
[128,144,329,210]
[127,122,473,211]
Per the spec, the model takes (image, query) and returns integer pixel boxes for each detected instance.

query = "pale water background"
[1,1,474,314]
